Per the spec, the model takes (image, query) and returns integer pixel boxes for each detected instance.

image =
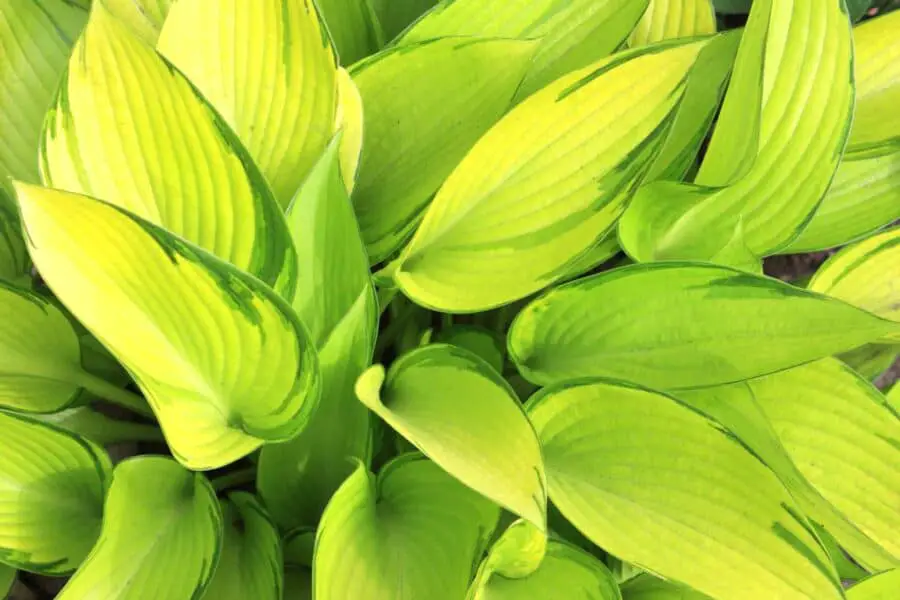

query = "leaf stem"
[72,371,155,419]
[213,468,256,493]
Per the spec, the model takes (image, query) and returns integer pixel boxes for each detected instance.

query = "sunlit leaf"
[102,0,174,43]
[629,0,716,47]
[335,68,364,192]
[847,569,900,599]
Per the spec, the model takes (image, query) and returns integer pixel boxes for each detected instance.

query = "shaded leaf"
[315,0,382,64]
[621,574,712,599]
[32,406,163,445]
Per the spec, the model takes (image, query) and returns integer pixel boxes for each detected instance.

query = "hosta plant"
[1,0,900,599]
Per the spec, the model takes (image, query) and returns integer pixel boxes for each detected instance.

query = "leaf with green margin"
[471,539,621,600]
[808,227,900,341]
[436,325,506,374]
[393,39,712,313]
[41,3,296,295]
[33,406,164,445]
[628,0,717,48]
[15,183,320,470]
[371,0,438,41]
[204,492,282,600]
[58,456,221,599]
[508,262,900,390]
[102,0,175,43]
[675,381,897,571]
[847,569,900,599]
[257,136,376,529]
[0,563,12,597]
[355,344,547,529]
[0,411,111,575]
[526,378,844,600]
[749,358,900,561]
[313,455,501,600]
[158,0,339,207]
[351,36,536,264]
[399,0,650,99]
[618,0,855,265]
[335,68,364,192]
[315,0,382,64]
[620,574,712,599]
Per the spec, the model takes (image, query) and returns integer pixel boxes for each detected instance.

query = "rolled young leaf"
[628,0,717,47]
[350,37,537,264]
[58,457,222,600]
[355,344,547,529]
[393,39,713,312]
[0,411,111,574]
[102,0,175,43]
[619,0,855,265]
[313,455,500,600]
[16,183,320,470]
[847,569,900,599]
[203,493,283,600]
[526,379,844,600]
[41,2,297,294]
[258,136,376,529]
[158,0,339,207]
[508,262,900,389]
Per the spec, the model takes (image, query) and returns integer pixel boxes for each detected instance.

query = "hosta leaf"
[629,0,717,47]
[476,519,548,580]
[399,0,650,98]
[158,0,339,207]
[508,262,899,389]
[102,0,175,43]
[282,528,314,599]
[808,227,900,341]
[526,379,844,600]
[33,406,163,445]
[0,196,27,284]
[621,574,712,599]
[0,564,12,597]
[335,68,364,191]
[0,411,110,574]
[58,457,221,600]
[204,493,282,600]
[848,570,900,599]
[840,343,900,381]
[315,0,382,64]
[258,137,376,529]
[356,344,547,529]
[436,325,505,374]
[471,540,620,600]
[371,0,439,41]
[16,183,320,470]
[393,40,711,312]
[889,384,900,412]
[41,3,296,293]
[313,455,500,600]
[619,0,855,264]
[749,359,900,560]
[351,37,536,264]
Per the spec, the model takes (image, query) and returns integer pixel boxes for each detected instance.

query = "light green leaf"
[158,0,339,207]
[355,344,547,529]
[0,411,111,574]
[258,137,376,529]
[32,406,163,445]
[394,40,712,312]
[476,519,548,580]
[628,0,717,48]
[16,183,320,470]
[335,68,364,192]
[0,195,28,284]
[0,563,12,597]
[41,3,296,294]
[508,262,899,389]
[315,0,382,64]
[620,574,711,599]
[204,493,282,600]
[436,325,505,374]
[847,570,900,599]
[351,37,536,264]
[619,0,855,265]
[399,0,650,98]
[750,359,900,561]
[526,379,844,600]
[808,227,900,341]
[371,0,439,41]
[888,384,900,412]
[313,455,500,600]
[58,457,221,600]
[471,540,621,600]
[101,0,175,43]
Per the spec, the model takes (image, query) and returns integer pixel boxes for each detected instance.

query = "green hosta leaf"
[0,564,12,597]
[102,0,175,43]
[629,0,717,47]
[471,540,620,600]
[436,325,505,373]
[0,197,27,284]
[58,457,221,599]
[356,344,547,528]
[158,0,339,207]
[371,0,439,41]
[335,68,364,191]
[840,343,900,381]
[351,37,536,264]
[621,574,712,599]
[676,381,897,571]
[508,262,899,389]
[713,0,751,12]
[847,570,900,599]
[394,40,711,312]
[204,493,282,600]
[399,0,650,98]
[750,359,900,561]
[847,0,874,22]
[476,519,548,580]
[809,227,900,341]
[33,406,163,445]
[282,528,314,599]
[889,384,900,412]
[258,137,376,529]
[313,455,500,600]
[0,411,111,574]
[315,0,382,64]
[619,0,855,265]
[41,3,296,294]
[526,379,844,600]
[16,183,320,470]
